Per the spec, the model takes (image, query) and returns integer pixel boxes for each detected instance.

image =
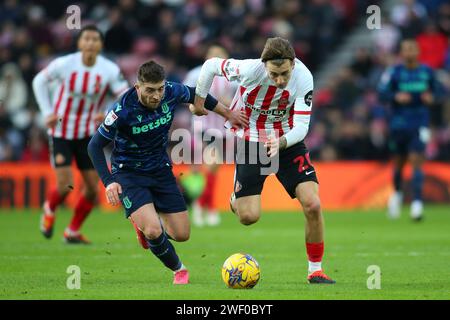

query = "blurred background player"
[183,45,237,227]
[87,60,247,284]
[178,164,206,209]
[191,37,335,284]
[378,39,440,221]
[32,25,128,243]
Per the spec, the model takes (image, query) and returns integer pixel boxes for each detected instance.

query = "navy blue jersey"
[98,82,194,174]
[378,64,437,130]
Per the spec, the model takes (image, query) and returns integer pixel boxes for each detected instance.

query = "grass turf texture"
[0,206,449,300]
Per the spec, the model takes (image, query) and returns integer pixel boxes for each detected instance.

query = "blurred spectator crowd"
[307,0,450,161]
[0,0,448,163]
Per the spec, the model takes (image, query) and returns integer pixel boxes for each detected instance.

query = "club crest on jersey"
[162,103,169,113]
[104,110,118,126]
[122,196,132,209]
[224,61,239,76]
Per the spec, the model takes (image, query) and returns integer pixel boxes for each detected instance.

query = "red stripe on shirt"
[273,90,290,138]
[294,111,312,115]
[230,86,245,111]
[61,72,78,139]
[221,59,229,81]
[96,84,109,111]
[255,86,277,142]
[73,71,90,139]
[243,85,261,140]
[51,83,65,136]
[240,85,246,96]
[230,86,247,133]
[84,75,101,138]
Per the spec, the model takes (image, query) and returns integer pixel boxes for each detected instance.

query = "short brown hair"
[261,37,295,64]
[137,60,165,83]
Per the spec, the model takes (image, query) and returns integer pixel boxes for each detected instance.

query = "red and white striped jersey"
[33,52,128,140]
[184,65,237,134]
[196,58,313,145]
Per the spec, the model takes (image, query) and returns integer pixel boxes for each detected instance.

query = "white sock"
[308,261,322,273]
[174,264,186,273]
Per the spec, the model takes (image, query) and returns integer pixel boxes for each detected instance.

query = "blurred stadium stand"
[0,0,448,165]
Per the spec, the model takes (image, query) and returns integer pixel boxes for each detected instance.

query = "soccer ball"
[221,253,260,289]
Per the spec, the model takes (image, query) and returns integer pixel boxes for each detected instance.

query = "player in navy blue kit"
[378,39,440,221]
[87,60,248,284]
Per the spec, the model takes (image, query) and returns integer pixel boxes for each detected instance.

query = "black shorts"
[49,137,94,170]
[233,139,318,199]
[388,128,427,155]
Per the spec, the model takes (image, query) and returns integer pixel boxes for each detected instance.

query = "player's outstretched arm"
[87,133,121,205]
[281,69,314,150]
[184,85,248,128]
[192,58,225,115]
[32,70,59,129]
[191,95,208,116]
[32,57,68,128]
[211,103,249,129]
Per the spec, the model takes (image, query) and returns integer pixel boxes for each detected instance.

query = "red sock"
[205,172,216,209]
[47,188,66,212]
[198,172,216,209]
[306,242,324,262]
[69,196,95,232]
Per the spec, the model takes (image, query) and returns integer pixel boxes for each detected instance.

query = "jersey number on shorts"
[293,153,312,173]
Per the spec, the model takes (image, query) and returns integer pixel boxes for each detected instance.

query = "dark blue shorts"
[114,167,187,218]
[388,128,428,155]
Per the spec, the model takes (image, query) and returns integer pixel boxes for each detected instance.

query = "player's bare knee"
[238,210,260,225]
[172,230,190,242]
[84,187,98,202]
[303,198,321,219]
[56,184,71,198]
[142,225,163,240]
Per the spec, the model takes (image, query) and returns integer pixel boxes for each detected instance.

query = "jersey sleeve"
[98,102,122,140]
[171,82,192,104]
[109,66,129,97]
[172,82,218,110]
[284,68,314,148]
[195,58,261,98]
[220,58,262,83]
[32,56,69,117]
[41,56,68,81]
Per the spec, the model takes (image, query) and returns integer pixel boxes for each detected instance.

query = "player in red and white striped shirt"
[191,37,335,284]
[32,25,128,244]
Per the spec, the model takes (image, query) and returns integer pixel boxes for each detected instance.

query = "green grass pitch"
[0,206,449,300]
